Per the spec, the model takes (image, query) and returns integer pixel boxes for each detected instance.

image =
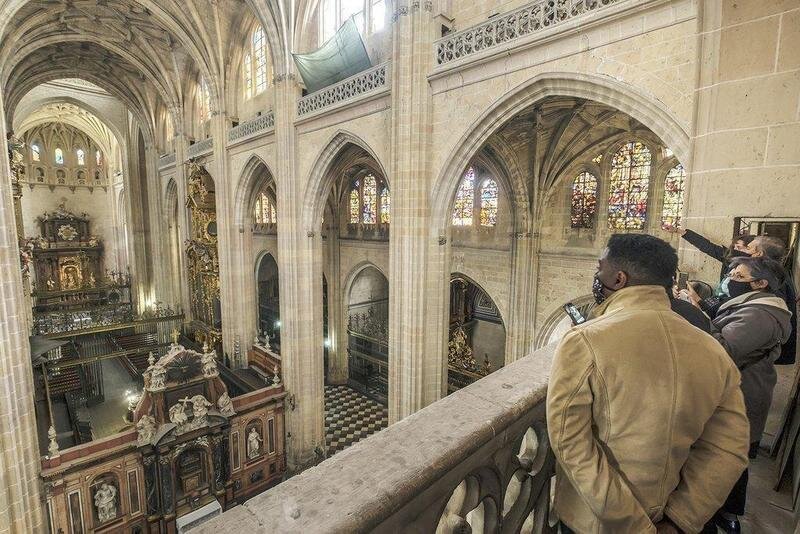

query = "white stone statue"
[47,425,59,457]
[254,335,261,347]
[94,482,117,523]
[168,403,188,427]
[263,331,271,348]
[217,392,235,417]
[149,365,166,391]
[247,428,262,459]
[202,351,218,377]
[190,395,212,419]
[136,415,157,445]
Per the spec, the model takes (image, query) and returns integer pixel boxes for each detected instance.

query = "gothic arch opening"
[345,264,389,404]
[256,253,280,351]
[448,274,505,394]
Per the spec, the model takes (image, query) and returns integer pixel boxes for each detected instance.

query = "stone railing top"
[296,62,390,119]
[228,111,275,145]
[434,0,623,67]
[158,152,177,169]
[187,137,214,158]
[193,344,555,533]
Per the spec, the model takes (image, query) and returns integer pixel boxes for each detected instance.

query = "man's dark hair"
[753,235,787,262]
[606,233,678,287]
[729,256,786,292]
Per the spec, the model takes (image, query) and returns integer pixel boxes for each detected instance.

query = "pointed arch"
[431,72,691,235]
[233,154,278,229]
[301,130,389,233]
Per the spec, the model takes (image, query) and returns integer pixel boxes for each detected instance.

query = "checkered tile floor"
[325,385,388,456]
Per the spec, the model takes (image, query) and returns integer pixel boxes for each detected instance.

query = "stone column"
[387,1,441,422]
[144,142,170,307]
[174,134,193,321]
[325,225,348,384]
[0,93,45,533]
[274,75,325,470]
[209,111,239,363]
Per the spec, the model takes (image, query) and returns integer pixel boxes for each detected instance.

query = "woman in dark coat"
[704,256,791,533]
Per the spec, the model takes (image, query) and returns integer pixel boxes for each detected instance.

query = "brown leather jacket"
[546,286,749,533]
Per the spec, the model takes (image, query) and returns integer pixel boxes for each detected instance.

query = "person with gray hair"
[704,256,792,533]
[746,235,797,365]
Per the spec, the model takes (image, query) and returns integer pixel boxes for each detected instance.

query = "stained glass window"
[254,192,276,223]
[76,148,85,166]
[592,154,603,164]
[54,148,64,165]
[31,144,40,161]
[362,174,377,224]
[661,164,686,229]
[349,181,360,223]
[479,179,498,227]
[452,167,475,226]
[571,172,598,229]
[96,150,102,166]
[607,141,651,230]
[380,186,390,223]
[253,27,268,93]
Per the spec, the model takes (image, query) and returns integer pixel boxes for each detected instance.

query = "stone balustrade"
[297,63,389,118]
[192,344,556,533]
[158,152,176,169]
[228,111,275,145]
[187,137,214,158]
[434,0,622,66]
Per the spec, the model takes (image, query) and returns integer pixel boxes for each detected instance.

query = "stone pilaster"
[325,227,348,384]
[274,75,326,470]
[0,94,45,533]
[387,1,441,422]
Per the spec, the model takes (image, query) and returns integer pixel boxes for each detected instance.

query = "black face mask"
[727,280,755,299]
[592,274,616,304]
[729,249,752,259]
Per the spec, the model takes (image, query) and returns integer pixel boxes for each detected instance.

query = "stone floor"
[737,450,795,533]
[324,385,387,456]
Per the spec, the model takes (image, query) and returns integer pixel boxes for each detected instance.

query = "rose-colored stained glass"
[380,186,390,224]
[362,174,377,224]
[479,179,498,227]
[452,167,475,226]
[607,141,651,230]
[661,164,685,229]
[570,171,598,229]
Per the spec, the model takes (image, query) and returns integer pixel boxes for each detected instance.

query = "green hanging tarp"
[292,17,372,94]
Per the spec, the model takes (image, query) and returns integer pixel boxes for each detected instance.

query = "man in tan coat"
[547,234,750,533]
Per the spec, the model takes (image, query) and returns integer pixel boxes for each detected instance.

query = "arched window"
[76,148,85,166]
[362,174,377,224]
[348,175,389,225]
[479,179,498,227]
[319,0,386,42]
[451,167,475,226]
[349,182,360,224]
[31,143,40,161]
[54,148,64,165]
[380,186,390,224]
[96,150,103,166]
[243,27,269,99]
[662,164,686,229]
[570,171,598,229]
[254,191,277,224]
[199,77,211,122]
[607,141,651,230]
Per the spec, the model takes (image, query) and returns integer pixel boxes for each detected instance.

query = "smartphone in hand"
[563,302,586,325]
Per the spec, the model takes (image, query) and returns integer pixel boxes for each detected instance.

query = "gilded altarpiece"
[185,162,222,351]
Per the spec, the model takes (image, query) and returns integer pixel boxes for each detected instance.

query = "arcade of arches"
[0,1,799,532]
